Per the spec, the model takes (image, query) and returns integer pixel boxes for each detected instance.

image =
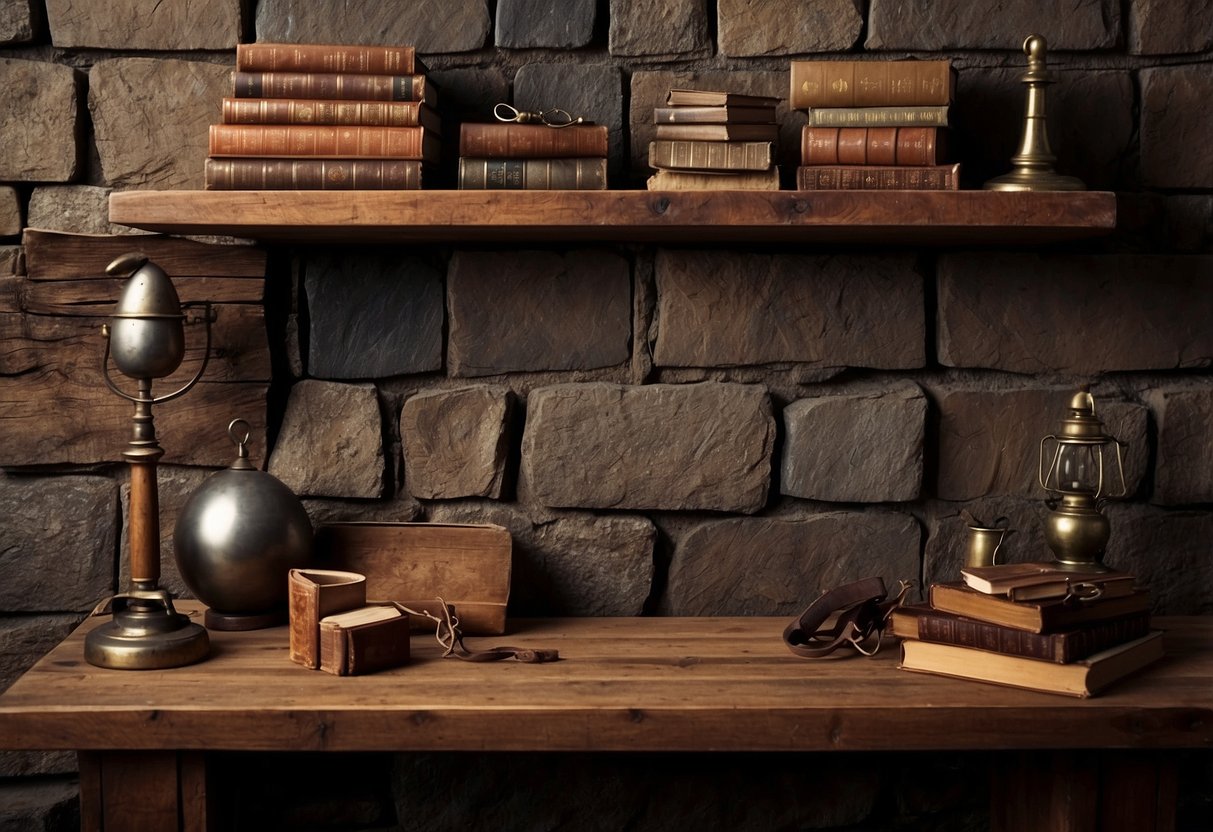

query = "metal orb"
[174,420,313,615]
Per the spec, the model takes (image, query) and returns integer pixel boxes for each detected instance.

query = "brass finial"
[984,35,1085,192]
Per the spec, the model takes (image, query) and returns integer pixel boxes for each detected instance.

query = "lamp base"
[84,592,210,670]
[983,168,1086,192]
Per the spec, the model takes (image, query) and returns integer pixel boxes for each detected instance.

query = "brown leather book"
[221,98,441,131]
[236,42,426,75]
[649,140,773,172]
[458,158,607,190]
[653,105,777,124]
[790,60,954,108]
[318,603,411,676]
[287,569,367,669]
[654,123,779,142]
[208,125,440,162]
[646,168,781,191]
[890,604,1151,664]
[459,123,608,158]
[795,163,960,190]
[666,89,781,107]
[801,127,945,166]
[928,582,1154,634]
[804,106,950,127]
[204,158,426,190]
[231,71,436,105]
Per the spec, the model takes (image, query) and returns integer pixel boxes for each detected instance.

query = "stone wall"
[2,1,1213,829]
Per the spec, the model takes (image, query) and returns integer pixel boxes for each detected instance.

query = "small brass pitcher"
[963,514,1013,569]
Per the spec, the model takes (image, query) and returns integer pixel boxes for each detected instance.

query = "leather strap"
[395,600,559,664]
[783,577,906,659]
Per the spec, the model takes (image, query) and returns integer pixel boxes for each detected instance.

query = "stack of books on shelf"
[789,60,958,191]
[204,42,440,190]
[893,561,1163,697]
[646,89,781,191]
[457,120,608,190]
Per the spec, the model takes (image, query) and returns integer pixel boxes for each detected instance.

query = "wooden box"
[314,522,511,635]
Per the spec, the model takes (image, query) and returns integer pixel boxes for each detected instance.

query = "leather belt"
[782,577,910,659]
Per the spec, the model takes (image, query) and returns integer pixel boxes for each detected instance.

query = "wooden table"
[1,606,1209,831]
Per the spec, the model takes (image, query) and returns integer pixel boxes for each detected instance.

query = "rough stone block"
[256,0,489,53]
[268,380,385,499]
[430,501,655,615]
[922,497,1050,589]
[866,0,1119,50]
[0,245,21,275]
[304,252,443,379]
[718,0,861,56]
[47,0,241,49]
[0,779,79,830]
[402,387,512,500]
[951,69,1132,190]
[89,58,231,190]
[0,185,19,236]
[666,510,921,615]
[0,0,36,44]
[303,495,421,527]
[522,382,774,513]
[938,254,1213,374]
[429,67,510,128]
[1146,386,1213,505]
[0,475,116,611]
[514,64,624,179]
[1105,504,1213,614]
[782,383,926,503]
[609,0,708,57]
[933,387,1149,502]
[27,185,143,236]
[119,466,211,600]
[1141,67,1213,189]
[496,0,595,48]
[0,59,79,182]
[655,250,924,370]
[631,70,803,179]
[447,249,631,376]
[1131,0,1213,54]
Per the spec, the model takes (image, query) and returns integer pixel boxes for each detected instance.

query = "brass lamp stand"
[84,254,214,670]
[984,34,1085,192]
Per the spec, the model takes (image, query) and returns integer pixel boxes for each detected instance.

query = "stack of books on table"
[893,561,1162,697]
[457,121,608,190]
[646,89,781,191]
[204,42,440,190]
[789,60,959,191]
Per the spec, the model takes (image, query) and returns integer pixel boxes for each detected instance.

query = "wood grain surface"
[0,607,1208,754]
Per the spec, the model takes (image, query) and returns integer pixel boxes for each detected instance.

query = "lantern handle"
[1038,433,1062,492]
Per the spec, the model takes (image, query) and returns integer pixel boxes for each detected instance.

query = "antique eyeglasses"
[493,103,585,128]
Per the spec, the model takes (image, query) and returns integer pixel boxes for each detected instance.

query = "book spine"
[646,168,781,191]
[790,60,953,108]
[805,106,950,128]
[458,124,608,158]
[916,611,1151,663]
[236,43,419,75]
[458,158,608,190]
[802,127,940,166]
[796,164,960,190]
[221,98,427,128]
[209,125,431,160]
[649,140,772,171]
[653,105,776,124]
[231,71,427,102]
[205,158,423,190]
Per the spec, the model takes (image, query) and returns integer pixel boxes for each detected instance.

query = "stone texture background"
[2,1,1213,829]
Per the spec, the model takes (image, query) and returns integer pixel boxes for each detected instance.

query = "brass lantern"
[1037,388,1127,572]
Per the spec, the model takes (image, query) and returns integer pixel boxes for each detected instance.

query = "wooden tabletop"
[1,607,1208,754]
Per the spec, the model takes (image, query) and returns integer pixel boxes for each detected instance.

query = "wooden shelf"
[109,189,1117,246]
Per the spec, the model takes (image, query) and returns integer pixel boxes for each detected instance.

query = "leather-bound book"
[459,123,608,158]
[288,569,367,669]
[318,604,411,676]
[221,98,441,131]
[208,125,440,162]
[205,159,426,190]
[665,89,780,107]
[790,60,954,108]
[646,168,781,191]
[803,106,950,128]
[236,42,427,76]
[796,163,960,190]
[649,140,773,172]
[929,582,1153,634]
[458,158,607,190]
[653,105,777,124]
[232,71,436,105]
[654,123,779,142]
[801,127,945,166]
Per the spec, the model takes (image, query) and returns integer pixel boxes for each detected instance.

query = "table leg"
[78,751,210,832]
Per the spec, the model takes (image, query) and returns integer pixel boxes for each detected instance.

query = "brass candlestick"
[984,34,1085,192]
[84,254,214,670]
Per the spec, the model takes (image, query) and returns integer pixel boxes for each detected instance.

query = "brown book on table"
[221,98,441,131]
[459,123,608,158]
[318,603,411,676]
[204,158,427,190]
[665,89,781,108]
[899,631,1164,698]
[232,71,436,105]
[890,604,1152,664]
[646,168,781,191]
[458,157,607,190]
[960,561,1137,603]
[649,140,773,172]
[804,106,950,128]
[796,163,959,191]
[802,127,945,167]
[654,123,780,142]
[236,42,427,76]
[929,582,1153,634]
[209,124,440,162]
[653,105,777,125]
[790,60,954,109]
[287,569,367,669]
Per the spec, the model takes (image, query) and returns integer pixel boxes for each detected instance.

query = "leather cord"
[395,599,559,664]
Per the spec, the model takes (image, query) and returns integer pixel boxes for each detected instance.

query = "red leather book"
[232,71,435,104]
[458,123,608,158]
[801,127,945,166]
[208,124,439,162]
[236,42,427,75]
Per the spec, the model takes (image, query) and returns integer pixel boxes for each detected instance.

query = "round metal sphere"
[174,468,313,614]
